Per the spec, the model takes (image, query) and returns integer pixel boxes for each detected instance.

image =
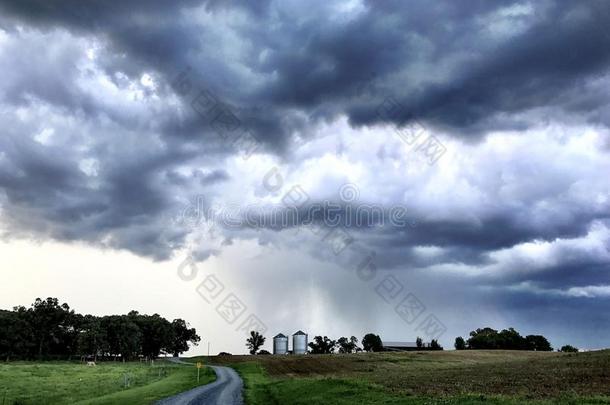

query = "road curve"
[156,358,243,405]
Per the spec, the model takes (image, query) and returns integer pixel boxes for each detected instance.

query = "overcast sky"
[1,0,609,354]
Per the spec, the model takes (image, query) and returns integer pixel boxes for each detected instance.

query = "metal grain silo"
[292,330,308,355]
[273,333,288,355]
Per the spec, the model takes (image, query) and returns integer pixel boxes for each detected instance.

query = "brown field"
[208,350,610,399]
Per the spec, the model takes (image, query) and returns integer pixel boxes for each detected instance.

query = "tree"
[497,328,526,350]
[0,309,34,361]
[0,298,201,361]
[454,336,466,350]
[246,331,266,355]
[430,339,443,350]
[130,312,173,359]
[63,312,83,359]
[308,336,337,354]
[416,337,423,348]
[362,333,383,352]
[27,298,73,359]
[168,319,201,357]
[467,327,500,350]
[337,336,360,354]
[560,345,578,353]
[525,335,552,352]
[101,315,142,360]
[466,327,553,351]
[77,315,106,361]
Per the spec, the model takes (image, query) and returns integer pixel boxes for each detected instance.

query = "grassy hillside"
[0,360,215,405]
[197,350,610,404]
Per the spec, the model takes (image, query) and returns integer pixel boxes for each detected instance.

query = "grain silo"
[292,330,308,355]
[273,333,288,355]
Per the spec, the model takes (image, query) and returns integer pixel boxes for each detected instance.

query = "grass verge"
[0,360,215,405]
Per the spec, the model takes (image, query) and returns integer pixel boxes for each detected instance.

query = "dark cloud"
[0,0,609,346]
[3,0,609,144]
[490,288,610,348]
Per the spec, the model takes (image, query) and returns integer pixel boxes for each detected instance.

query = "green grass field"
[0,360,215,405]
[3,351,610,404]
[199,350,610,404]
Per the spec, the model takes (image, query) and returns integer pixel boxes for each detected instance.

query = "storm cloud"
[0,0,609,348]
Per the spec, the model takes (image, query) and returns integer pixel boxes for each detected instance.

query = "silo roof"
[382,341,418,347]
[273,333,287,338]
[293,330,307,335]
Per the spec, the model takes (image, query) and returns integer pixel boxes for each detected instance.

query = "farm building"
[273,333,289,354]
[272,331,308,355]
[292,330,308,355]
[382,341,429,351]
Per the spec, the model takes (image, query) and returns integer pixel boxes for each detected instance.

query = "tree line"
[245,332,443,354]
[0,298,201,361]
[454,327,578,352]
